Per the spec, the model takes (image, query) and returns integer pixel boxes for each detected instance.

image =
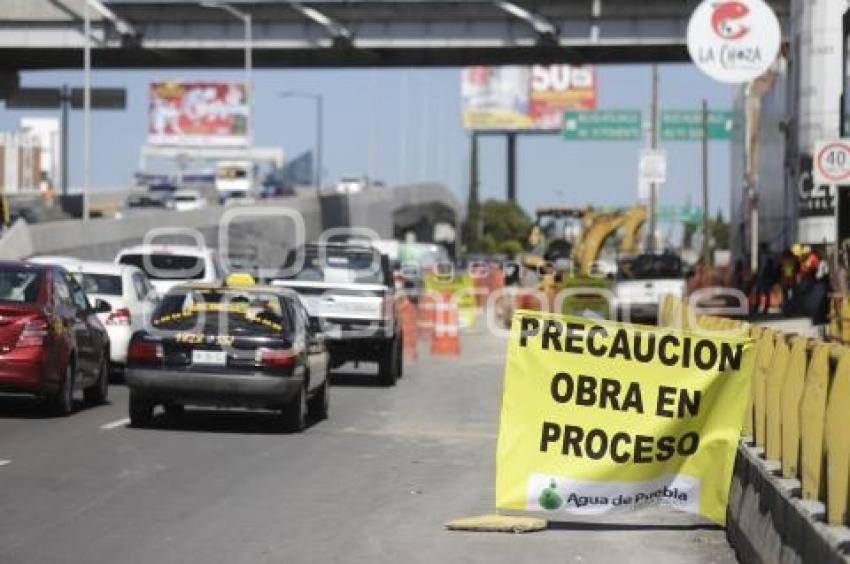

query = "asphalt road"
[0,328,736,564]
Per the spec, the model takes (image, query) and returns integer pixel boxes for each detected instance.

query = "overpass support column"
[507,132,517,203]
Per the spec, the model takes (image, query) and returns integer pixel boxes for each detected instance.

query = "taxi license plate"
[192,350,227,366]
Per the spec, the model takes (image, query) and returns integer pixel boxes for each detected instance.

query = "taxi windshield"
[152,289,288,335]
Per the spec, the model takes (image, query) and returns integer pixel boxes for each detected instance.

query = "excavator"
[517,204,648,315]
[524,204,647,275]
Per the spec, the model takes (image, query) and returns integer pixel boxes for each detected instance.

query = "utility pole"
[506,132,517,202]
[647,64,659,252]
[60,85,69,196]
[701,99,711,266]
[83,0,91,221]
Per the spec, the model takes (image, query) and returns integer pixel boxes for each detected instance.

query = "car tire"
[84,357,109,405]
[164,403,184,418]
[129,393,154,428]
[307,378,329,421]
[377,336,399,387]
[49,362,75,416]
[280,383,307,433]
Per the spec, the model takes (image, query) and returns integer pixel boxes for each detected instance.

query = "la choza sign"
[687,0,781,84]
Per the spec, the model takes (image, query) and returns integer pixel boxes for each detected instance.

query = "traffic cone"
[400,297,419,361]
[417,291,437,339]
[430,291,461,356]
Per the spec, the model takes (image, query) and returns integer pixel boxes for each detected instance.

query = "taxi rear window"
[152,289,289,336]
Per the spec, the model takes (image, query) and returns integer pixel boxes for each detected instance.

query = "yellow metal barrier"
[781,337,808,480]
[825,350,850,525]
[666,296,850,525]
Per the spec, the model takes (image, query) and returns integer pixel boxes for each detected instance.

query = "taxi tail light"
[17,318,48,348]
[127,339,163,361]
[256,347,296,368]
[106,307,131,326]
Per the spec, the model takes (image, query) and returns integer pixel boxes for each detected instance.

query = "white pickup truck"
[272,243,402,386]
[612,253,687,322]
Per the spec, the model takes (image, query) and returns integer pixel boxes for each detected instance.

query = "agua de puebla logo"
[687,0,781,84]
[537,479,690,512]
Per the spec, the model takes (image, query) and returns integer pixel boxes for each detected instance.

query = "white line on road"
[100,418,130,430]
[0,459,10,467]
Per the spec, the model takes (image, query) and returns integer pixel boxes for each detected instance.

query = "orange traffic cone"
[431,291,460,356]
[417,291,436,339]
[400,297,419,361]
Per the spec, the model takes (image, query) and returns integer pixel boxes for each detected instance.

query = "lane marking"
[100,418,130,430]
[0,459,10,467]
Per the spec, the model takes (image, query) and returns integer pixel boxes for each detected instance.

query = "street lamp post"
[200,2,253,189]
[83,0,91,220]
[279,92,324,192]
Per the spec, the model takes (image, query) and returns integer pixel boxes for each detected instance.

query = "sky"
[0,63,735,217]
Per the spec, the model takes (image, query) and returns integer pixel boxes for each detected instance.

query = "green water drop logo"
[538,479,563,511]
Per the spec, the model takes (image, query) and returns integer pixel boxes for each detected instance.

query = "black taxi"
[124,279,329,432]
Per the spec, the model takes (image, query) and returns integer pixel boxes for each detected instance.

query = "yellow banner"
[496,311,754,525]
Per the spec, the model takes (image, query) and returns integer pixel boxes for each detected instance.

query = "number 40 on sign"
[814,140,850,185]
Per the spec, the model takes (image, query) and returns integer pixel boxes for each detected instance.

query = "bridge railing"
[660,295,850,561]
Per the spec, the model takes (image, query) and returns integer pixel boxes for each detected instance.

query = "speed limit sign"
[814,140,850,184]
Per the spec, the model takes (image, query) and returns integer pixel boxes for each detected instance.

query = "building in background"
[0,131,42,195]
[20,117,59,192]
[730,0,847,260]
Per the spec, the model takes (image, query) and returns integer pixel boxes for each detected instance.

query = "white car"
[172,189,208,212]
[612,253,687,321]
[28,257,159,370]
[115,244,226,295]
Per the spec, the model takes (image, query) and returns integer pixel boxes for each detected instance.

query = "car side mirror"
[93,299,112,313]
[308,316,323,334]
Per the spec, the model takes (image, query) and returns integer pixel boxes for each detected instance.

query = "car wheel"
[377,337,399,387]
[129,393,154,428]
[84,357,109,405]
[164,403,184,418]
[280,383,307,433]
[49,362,75,416]
[307,377,329,421]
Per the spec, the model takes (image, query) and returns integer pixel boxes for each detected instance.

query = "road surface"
[0,328,736,564]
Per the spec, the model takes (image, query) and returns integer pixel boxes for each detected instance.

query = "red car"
[0,261,111,415]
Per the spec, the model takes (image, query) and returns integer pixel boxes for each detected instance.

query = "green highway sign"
[660,110,736,141]
[562,110,642,141]
[656,205,704,224]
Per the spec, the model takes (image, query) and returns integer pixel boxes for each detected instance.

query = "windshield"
[70,273,123,297]
[118,253,206,281]
[283,248,386,284]
[152,289,289,336]
[0,267,41,304]
[618,255,683,280]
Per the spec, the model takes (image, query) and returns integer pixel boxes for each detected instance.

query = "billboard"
[148,81,248,147]
[462,65,597,131]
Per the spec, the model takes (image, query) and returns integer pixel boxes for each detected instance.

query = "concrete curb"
[728,442,850,563]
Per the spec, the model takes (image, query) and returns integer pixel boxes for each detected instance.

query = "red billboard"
[148,81,248,147]
[462,65,597,131]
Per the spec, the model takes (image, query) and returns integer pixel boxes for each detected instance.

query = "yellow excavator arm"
[578,212,627,276]
[619,205,647,256]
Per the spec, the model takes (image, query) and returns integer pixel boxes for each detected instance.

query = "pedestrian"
[779,248,799,314]
[751,242,777,315]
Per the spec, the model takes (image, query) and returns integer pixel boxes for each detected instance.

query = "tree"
[711,210,730,250]
[466,198,532,255]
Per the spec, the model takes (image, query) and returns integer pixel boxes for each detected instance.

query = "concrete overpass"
[0,183,461,263]
[0,0,790,73]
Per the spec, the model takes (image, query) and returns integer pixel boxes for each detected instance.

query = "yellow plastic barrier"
[667,296,850,525]
[825,350,850,525]
[800,344,831,501]
[781,337,809,480]
[752,330,775,448]
[765,338,790,461]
